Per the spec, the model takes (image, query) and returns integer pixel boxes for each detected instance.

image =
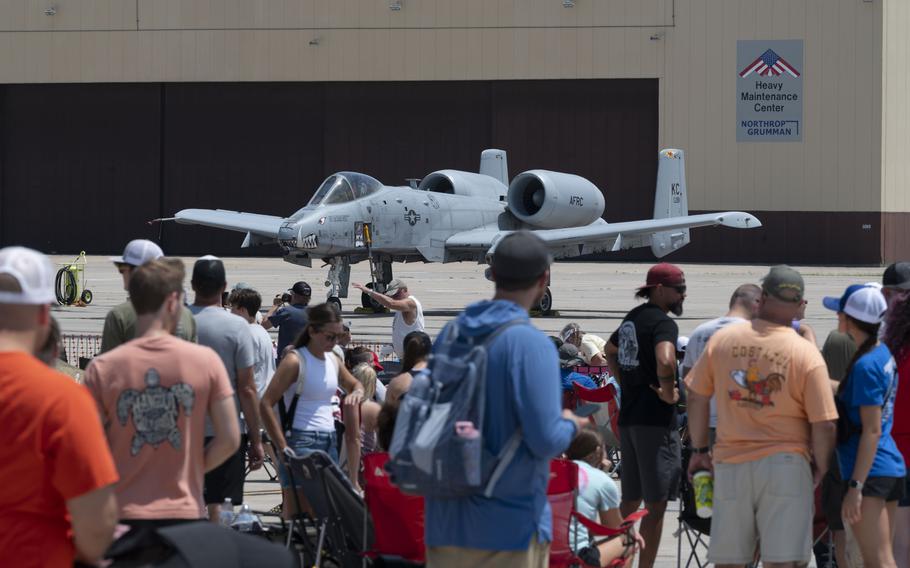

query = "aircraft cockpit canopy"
[307,172,383,207]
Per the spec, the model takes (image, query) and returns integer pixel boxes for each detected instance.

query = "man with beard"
[604,262,686,568]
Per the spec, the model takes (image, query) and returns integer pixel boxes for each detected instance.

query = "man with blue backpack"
[387,231,586,567]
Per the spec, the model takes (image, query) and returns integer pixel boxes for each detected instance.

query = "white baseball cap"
[110,239,163,267]
[0,246,56,305]
[823,284,888,325]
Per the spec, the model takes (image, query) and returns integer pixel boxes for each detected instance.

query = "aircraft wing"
[173,209,285,238]
[445,211,761,259]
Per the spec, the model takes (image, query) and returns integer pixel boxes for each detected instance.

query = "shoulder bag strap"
[281,349,308,435]
[480,318,529,498]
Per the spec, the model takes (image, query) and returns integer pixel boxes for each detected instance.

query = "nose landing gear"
[538,287,553,315]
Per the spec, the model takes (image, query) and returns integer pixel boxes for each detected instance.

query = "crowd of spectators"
[1,236,909,568]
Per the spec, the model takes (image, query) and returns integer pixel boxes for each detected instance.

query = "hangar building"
[0,0,906,264]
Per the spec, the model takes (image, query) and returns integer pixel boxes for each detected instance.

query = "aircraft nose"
[278,223,298,248]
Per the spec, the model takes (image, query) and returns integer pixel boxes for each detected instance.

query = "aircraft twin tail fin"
[479,149,509,186]
[651,148,691,257]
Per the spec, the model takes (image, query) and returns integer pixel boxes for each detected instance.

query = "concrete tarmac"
[51,254,883,347]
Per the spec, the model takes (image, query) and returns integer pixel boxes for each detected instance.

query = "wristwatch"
[848,479,864,490]
[692,446,710,455]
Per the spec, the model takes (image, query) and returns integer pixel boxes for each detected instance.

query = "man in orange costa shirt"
[685,265,838,567]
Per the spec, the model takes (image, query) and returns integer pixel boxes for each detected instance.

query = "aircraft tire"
[327,296,342,314]
[538,287,553,315]
[361,285,386,312]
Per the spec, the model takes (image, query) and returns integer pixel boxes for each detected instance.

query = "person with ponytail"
[882,262,910,568]
[386,330,432,405]
[565,427,643,567]
[259,303,365,513]
[824,284,906,567]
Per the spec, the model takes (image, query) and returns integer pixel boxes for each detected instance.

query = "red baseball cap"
[637,263,685,290]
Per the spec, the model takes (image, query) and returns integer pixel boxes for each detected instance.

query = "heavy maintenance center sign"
[737,40,803,142]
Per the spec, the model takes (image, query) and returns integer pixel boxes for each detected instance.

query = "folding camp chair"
[548,458,648,568]
[362,453,425,566]
[563,381,622,473]
[675,442,711,568]
[283,448,372,568]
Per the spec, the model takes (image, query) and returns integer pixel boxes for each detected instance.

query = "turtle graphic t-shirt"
[608,303,679,428]
[685,320,838,465]
[85,334,234,520]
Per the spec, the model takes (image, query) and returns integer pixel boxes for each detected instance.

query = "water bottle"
[231,503,257,532]
[455,421,481,487]
[218,497,235,527]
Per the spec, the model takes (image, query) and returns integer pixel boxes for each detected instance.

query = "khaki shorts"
[709,452,813,565]
[427,534,549,568]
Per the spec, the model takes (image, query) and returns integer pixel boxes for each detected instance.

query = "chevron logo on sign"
[739,49,800,78]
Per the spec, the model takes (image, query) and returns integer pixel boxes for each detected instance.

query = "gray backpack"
[386,319,525,498]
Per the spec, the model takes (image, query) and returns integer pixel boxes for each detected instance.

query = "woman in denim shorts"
[260,303,365,516]
[825,286,906,567]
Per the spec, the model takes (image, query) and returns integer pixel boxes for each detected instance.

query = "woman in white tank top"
[260,304,365,515]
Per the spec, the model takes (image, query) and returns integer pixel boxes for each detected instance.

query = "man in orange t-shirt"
[85,258,239,525]
[685,265,838,567]
[0,247,119,567]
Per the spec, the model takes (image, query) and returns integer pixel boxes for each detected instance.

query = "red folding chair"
[572,382,621,444]
[362,452,426,565]
[548,458,647,568]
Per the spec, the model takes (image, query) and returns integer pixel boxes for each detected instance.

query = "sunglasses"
[320,331,340,342]
[116,264,132,275]
[670,285,687,294]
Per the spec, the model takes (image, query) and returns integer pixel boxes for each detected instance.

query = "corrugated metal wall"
[0,0,893,214]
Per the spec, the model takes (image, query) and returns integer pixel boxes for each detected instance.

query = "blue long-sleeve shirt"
[425,299,578,551]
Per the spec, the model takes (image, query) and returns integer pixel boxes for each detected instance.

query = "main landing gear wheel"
[327,296,342,314]
[360,283,386,312]
[538,287,553,315]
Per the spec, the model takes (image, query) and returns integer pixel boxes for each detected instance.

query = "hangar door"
[0,79,659,256]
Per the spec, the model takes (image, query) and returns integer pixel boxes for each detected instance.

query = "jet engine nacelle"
[507,170,605,229]
[418,170,508,200]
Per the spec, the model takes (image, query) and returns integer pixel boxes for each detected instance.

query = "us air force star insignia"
[405,209,421,226]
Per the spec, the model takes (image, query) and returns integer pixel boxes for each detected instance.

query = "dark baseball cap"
[761,265,804,302]
[637,263,685,291]
[489,231,552,284]
[292,281,312,296]
[192,255,226,285]
[558,343,586,368]
[883,262,910,290]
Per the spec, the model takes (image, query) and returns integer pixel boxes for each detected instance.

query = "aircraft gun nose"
[278,223,298,248]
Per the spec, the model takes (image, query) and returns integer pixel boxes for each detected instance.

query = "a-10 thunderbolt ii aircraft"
[167,149,761,314]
